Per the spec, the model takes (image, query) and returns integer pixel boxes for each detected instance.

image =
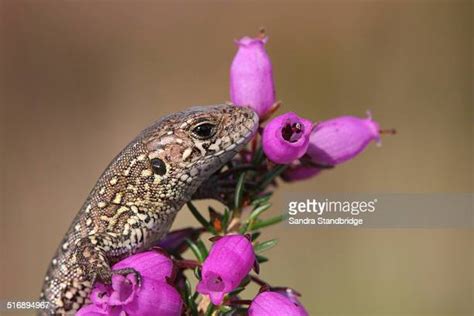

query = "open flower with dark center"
[196,234,256,305]
[262,112,313,164]
[249,291,309,316]
[76,250,182,316]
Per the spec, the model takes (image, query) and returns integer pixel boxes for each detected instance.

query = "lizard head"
[142,104,259,197]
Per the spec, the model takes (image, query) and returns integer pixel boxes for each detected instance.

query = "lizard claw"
[111,267,142,287]
[95,266,142,287]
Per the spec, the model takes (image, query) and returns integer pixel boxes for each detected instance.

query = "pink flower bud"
[230,35,276,117]
[249,291,308,316]
[262,112,313,164]
[306,114,380,166]
[197,234,255,305]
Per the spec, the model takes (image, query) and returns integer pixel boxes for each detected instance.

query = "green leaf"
[258,165,287,189]
[182,277,191,298]
[234,172,247,209]
[227,286,246,297]
[239,222,248,234]
[205,302,215,316]
[250,214,287,231]
[194,266,202,280]
[251,147,265,165]
[249,203,271,221]
[250,231,261,241]
[184,278,198,316]
[222,208,230,231]
[256,254,269,263]
[208,206,219,215]
[240,203,272,234]
[254,239,278,253]
[223,307,248,315]
[239,275,251,287]
[185,239,205,262]
[251,192,273,207]
[219,305,233,314]
[221,308,234,316]
[187,202,217,234]
[196,239,209,259]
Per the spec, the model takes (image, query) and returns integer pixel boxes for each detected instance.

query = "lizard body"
[40,104,258,314]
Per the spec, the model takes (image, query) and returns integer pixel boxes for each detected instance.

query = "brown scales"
[39,104,259,314]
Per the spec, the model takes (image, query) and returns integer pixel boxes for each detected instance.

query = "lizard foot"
[96,267,142,287]
[112,267,142,287]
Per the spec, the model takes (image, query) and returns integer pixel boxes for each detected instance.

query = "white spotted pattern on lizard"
[39,104,259,314]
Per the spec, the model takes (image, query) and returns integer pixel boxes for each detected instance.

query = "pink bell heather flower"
[249,291,308,316]
[262,112,313,164]
[197,234,255,305]
[306,114,381,166]
[230,34,276,117]
[77,250,182,316]
[274,288,309,315]
[282,113,382,181]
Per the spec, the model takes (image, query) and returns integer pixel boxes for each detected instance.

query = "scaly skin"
[40,104,258,314]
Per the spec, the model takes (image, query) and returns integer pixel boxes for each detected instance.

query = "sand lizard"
[39,104,258,314]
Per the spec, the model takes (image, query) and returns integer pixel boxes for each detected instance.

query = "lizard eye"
[191,122,216,140]
[150,158,167,176]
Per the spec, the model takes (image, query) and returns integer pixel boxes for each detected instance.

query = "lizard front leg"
[44,236,141,314]
[75,234,141,286]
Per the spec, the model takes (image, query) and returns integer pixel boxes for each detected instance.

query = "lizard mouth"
[238,106,259,139]
[206,105,259,163]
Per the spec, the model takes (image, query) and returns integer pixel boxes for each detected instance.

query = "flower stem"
[225,299,253,306]
[175,259,201,270]
[250,274,268,287]
[379,128,397,135]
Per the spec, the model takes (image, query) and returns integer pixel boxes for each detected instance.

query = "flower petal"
[76,304,123,316]
[249,291,308,316]
[85,251,177,313]
[112,250,174,282]
[230,35,276,117]
[197,234,255,305]
[307,115,380,165]
[262,113,313,164]
[124,279,182,316]
[76,304,108,316]
[108,274,137,306]
[90,283,112,308]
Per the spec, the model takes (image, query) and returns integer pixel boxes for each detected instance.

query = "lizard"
[39,104,259,314]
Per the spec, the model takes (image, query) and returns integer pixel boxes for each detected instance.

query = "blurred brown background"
[0,1,472,315]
